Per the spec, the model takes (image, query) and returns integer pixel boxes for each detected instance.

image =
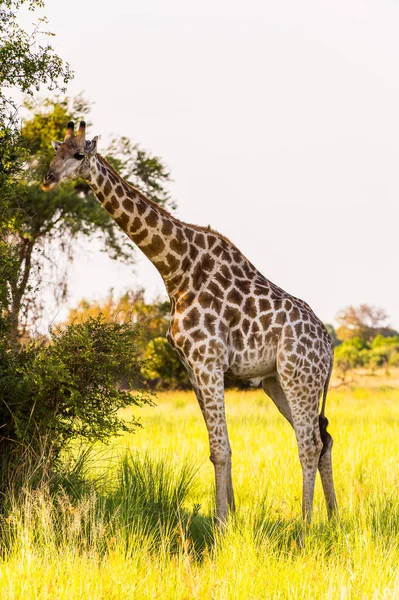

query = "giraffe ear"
[86,136,98,155]
[51,140,62,152]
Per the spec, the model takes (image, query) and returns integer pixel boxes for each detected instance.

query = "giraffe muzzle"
[42,171,57,191]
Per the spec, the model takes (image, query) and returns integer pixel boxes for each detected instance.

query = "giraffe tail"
[319,349,334,457]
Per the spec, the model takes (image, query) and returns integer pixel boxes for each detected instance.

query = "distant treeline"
[326,304,399,380]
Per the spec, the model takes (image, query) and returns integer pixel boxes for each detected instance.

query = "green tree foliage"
[0,0,72,335]
[334,338,366,381]
[66,290,191,390]
[334,329,399,380]
[144,337,190,389]
[0,0,72,228]
[0,316,153,469]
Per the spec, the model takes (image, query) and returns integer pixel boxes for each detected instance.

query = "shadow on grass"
[0,449,349,562]
[0,448,216,559]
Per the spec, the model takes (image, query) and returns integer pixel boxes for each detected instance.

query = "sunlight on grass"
[1,375,399,598]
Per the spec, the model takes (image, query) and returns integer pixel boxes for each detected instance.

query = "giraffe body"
[43,123,337,526]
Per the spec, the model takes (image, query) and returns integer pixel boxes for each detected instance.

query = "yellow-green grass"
[1,373,399,599]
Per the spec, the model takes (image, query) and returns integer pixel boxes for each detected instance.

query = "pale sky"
[21,0,399,330]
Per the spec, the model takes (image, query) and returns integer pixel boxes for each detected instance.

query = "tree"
[336,304,398,343]
[0,0,72,345]
[334,338,366,381]
[0,316,154,486]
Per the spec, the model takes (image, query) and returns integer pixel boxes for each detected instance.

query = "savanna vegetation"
[1,2,399,599]
[1,380,399,598]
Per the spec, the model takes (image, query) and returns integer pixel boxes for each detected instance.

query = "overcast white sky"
[21,0,399,330]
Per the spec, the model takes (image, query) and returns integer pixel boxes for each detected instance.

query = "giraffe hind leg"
[262,377,322,522]
[263,377,336,521]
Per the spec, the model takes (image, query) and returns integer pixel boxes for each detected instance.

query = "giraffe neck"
[85,154,190,294]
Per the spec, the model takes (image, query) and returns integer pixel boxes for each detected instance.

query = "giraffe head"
[42,121,98,191]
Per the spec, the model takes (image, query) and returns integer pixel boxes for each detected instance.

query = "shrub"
[0,316,154,487]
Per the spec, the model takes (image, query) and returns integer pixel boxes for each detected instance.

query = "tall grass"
[1,376,399,598]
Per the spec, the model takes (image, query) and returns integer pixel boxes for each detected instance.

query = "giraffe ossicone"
[43,122,337,527]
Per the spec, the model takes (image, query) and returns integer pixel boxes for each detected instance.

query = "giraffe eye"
[74,152,85,160]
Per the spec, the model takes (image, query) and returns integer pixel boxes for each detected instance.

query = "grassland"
[1,372,399,598]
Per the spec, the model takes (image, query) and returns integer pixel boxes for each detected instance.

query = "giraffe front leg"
[190,366,233,526]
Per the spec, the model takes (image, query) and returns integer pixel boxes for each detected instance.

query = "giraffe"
[42,121,337,526]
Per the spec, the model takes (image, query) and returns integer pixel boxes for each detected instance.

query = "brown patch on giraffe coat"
[259,313,273,330]
[104,201,115,214]
[214,271,230,290]
[220,264,231,279]
[175,292,195,312]
[242,318,250,335]
[213,245,223,258]
[259,298,272,312]
[284,324,295,337]
[191,328,207,342]
[243,297,257,319]
[111,195,120,209]
[157,261,169,275]
[96,190,105,203]
[237,280,251,295]
[186,229,194,241]
[195,233,205,248]
[170,235,188,255]
[115,213,130,229]
[223,305,241,326]
[291,306,300,321]
[142,235,165,258]
[284,299,293,311]
[231,265,244,278]
[162,219,173,236]
[208,281,224,299]
[131,228,149,244]
[146,210,158,228]
[232,330,244,351]
[181,256,190,272]
[131,217,142,231]
[136,200,147,215]
[227,288,243,305]
[115,185,124,198]
[202,254,215,272]
[207,235,217,249]
[275,311,286,326]
[97,173,104,186]
[204,313,217,335]
[189,245,199,261]
[166,253,180,271]
[183,307,200,330]
[123,198,134,211]
[182,338,192,356]
[198,291,214,309]
[104,180,112,196]
[192,263,205,288]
